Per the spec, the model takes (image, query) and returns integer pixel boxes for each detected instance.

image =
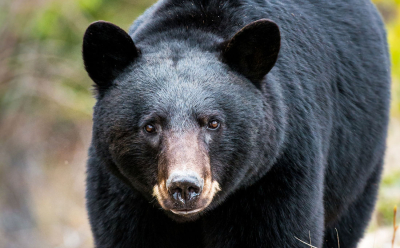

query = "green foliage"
[373,0,400,116]
[377,197,399,225]
[382,169,400,187]
[377,168,400,225]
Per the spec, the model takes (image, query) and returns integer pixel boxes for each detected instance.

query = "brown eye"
[207,120,220,130]
[144,124,156,133]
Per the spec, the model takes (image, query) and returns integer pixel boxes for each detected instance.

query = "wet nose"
[166,171,203,205]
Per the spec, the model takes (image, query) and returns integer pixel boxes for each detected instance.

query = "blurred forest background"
[0,0,399,247]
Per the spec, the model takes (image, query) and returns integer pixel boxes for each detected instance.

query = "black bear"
[82,0,391,247]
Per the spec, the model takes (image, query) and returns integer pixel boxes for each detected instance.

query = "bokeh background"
[0,0,399,247]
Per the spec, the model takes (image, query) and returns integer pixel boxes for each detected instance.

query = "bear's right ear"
[82,21,139,89]
[221,19,280,87]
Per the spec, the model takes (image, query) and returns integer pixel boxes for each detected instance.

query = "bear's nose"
[166,171,203,205]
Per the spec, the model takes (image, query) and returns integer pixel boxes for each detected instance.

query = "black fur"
[83,0,390,247]
[222,19,281,84]
[83,21,139,91]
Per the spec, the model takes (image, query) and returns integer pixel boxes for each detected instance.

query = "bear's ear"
[82,21,139,89]
[221,19,280,86]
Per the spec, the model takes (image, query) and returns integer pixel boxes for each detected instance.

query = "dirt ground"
[359,226,399,248]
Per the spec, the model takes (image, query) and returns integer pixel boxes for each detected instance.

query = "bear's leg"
[202,156,326,248]
[323,163,383,248]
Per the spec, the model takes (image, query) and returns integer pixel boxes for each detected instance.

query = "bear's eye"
[144,124,156,133]
[207,120,220,130]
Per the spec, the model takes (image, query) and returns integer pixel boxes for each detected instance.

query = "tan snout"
[152,132,220,216]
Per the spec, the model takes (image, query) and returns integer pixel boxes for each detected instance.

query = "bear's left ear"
[82,21,139,90]
[221,19,280,86]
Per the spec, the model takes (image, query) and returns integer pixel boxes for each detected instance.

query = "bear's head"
[82,19,282,221]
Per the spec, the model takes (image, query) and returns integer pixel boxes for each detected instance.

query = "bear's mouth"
[170,208,204,216]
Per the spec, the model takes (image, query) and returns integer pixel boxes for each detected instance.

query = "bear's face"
[83,20,280,221]
[93,52,266,220]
